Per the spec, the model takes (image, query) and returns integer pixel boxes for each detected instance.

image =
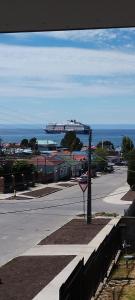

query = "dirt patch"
[22,187,62,198]
[57,183,77,187]
[39,218,110,245]
[6,196,33,200]
[0,255,75,300]
[121,190,135,201]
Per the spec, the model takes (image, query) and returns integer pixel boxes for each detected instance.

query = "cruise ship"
[44,120,90,134]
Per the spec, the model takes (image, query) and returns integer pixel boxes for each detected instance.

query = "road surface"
[0,166,129,266]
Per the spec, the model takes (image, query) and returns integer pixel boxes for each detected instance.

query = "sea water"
[1,127,135,148]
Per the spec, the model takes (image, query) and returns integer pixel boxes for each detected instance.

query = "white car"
[78,175,88,183]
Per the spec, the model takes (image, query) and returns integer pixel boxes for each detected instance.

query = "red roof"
[72,154,87,161]
[29,155,64,167]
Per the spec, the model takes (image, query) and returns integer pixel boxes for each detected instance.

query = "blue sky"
[0,28,135,127]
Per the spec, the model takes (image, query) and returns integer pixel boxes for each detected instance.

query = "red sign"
[78,181,88,192]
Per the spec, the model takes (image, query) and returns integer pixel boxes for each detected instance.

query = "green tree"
[20,138,29,148]
[121,136,134,160]
[0,165,3,176]
[97,140,114,151]
[92,147,108,171]
[12,160,35,180]
[29,137,38,152]
[2,160,13,176]
[60,131,83,152]
[127,149,135,189]
[1,160,14,190]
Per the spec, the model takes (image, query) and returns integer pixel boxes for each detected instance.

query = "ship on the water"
[44,120,90,134]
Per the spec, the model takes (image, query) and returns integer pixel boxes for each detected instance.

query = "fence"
[59,225,121,300]
[59,258,84,300]
[83,225,121,300]
[124,201,135,217]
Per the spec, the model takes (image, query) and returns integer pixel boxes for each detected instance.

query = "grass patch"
[111,256,134,279]
[95,211,118,217]
[120,285,135,300]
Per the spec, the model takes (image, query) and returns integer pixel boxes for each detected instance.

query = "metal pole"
[87,127,92,224]
[83,191,85,218]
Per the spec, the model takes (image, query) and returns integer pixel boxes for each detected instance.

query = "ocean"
[1,127,135,148]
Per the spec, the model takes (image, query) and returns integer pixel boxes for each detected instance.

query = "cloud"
[0,44,135,97]
[38,29,117,42]
[7,28,135,46]
[1,44,135,77]
[0,43,135,123]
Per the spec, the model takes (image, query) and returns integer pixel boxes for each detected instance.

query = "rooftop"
[37,140,57,146]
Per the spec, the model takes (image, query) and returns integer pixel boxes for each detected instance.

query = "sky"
[0,28,135,127]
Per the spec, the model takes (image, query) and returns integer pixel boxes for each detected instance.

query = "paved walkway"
[0,178,133,299]
[22,218,119,300]
[22,183,131,300]
[0,181,77,200]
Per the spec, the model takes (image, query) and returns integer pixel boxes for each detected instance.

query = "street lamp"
[87,127,92,224]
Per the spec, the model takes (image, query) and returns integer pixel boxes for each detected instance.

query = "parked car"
[104,165,114,173]
[78,174,88,183]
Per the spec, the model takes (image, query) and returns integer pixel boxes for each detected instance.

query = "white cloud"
[8,28,135,43]
[39,29,118,42]
[0,44,135,98]
[1,44,135,77]
[0,43,135,123]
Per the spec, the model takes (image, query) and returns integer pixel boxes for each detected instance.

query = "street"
[0,166,129,267]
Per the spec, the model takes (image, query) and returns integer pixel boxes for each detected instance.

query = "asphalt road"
[0,166,129,267]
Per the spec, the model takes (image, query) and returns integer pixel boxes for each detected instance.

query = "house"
[58,155,83,177]
[29,155,70,183]
[37,140,57,152]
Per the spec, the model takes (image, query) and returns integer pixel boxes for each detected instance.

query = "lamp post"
[87,127,92,224]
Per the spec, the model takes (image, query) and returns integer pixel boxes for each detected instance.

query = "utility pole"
[87,127,92,224]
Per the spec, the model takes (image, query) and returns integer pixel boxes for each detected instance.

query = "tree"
[97,140,114,151]
[92,147,108,171]
[2,160,13,176]
[127,149,135,189]
[29,137,38,152]
[12,160,35,180]
[121,136,134,160]
[60,131,83,152]
[20,138,29,148]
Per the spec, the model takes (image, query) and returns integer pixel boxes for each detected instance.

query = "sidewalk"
[0,181,78,200]
[0,217,118,300]
[0,183,133,300]
[103,184,132,205]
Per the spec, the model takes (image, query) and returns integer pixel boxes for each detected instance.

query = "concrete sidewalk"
[0,180,77,200]
[22,217,120,300]
[22,184,131,300]
[0,180,132,300]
